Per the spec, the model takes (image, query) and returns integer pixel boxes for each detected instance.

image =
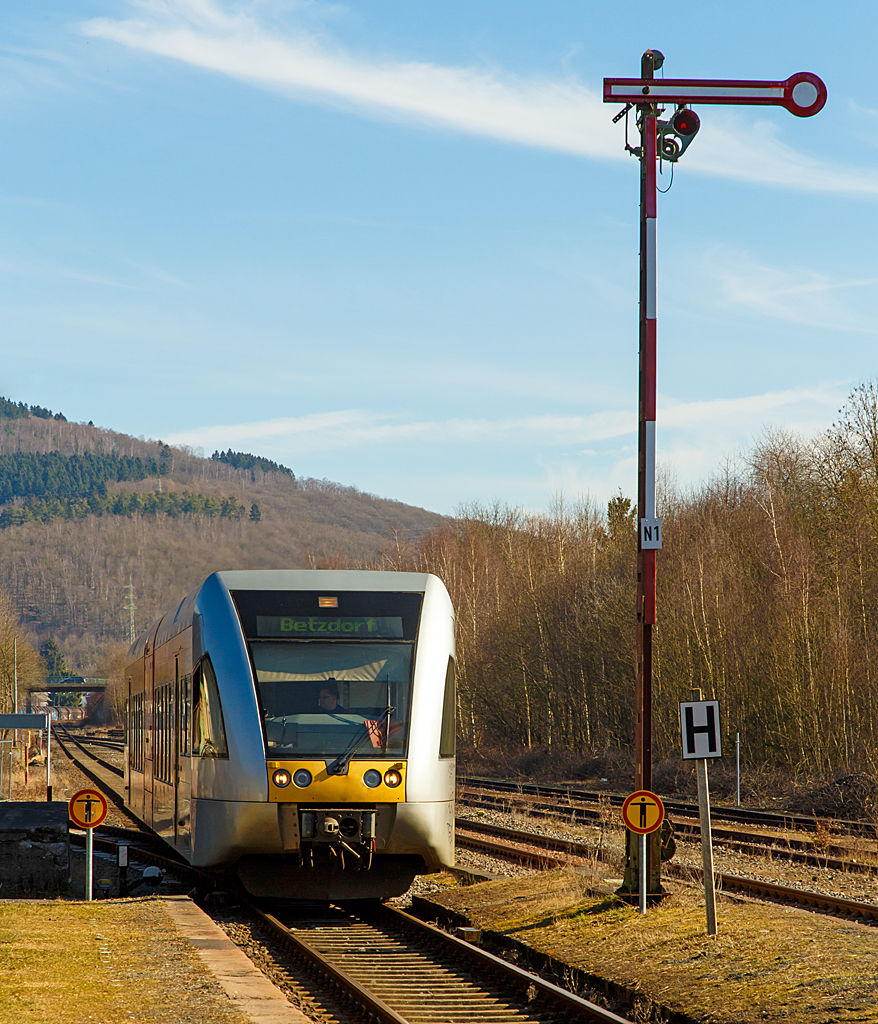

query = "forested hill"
[0,401,443,671]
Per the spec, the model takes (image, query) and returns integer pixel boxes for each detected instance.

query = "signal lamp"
[657,106,700,162]
[383,769,402,788]
[672,107,700,137]
[273,769,292,788]
[292,769,312,788]
[363,769,382,788]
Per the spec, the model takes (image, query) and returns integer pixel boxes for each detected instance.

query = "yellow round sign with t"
[69,789,109,901]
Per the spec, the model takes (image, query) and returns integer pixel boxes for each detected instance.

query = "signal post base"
[617,828,665,901]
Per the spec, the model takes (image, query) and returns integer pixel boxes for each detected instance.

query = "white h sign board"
[680,700,721,759]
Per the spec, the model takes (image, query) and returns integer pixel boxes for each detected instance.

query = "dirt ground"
[0,899,252,1024]
[423,867,878,1024]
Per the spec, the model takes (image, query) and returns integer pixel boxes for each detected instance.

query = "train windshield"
[231,589,422,760]
[250,642,414,758]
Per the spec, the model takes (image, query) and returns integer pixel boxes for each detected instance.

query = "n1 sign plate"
[680,700,722,759]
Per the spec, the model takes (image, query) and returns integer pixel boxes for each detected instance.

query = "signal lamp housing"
[671,107,700,137]
[657,105,700,162]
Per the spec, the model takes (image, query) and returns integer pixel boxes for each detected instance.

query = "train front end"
[193,569,456,900]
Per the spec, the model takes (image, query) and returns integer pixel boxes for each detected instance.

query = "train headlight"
[293,769,312,788]
[363,769,382,788]
[383,769,402,788]
[272,769,292,788]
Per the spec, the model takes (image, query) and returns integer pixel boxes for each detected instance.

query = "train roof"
[130,569,444,657]
[214,569,436,592]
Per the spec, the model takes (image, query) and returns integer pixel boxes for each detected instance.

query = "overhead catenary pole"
[127,576,136,644]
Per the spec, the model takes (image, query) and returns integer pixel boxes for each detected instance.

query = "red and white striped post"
[637,50,660,804]
[604,53,826,898]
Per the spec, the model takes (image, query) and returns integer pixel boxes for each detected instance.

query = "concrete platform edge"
[162,896,311,1024]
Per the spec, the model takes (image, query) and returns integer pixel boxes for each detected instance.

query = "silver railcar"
[125,569,456,899]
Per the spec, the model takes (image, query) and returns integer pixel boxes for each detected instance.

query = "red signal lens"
[672,109,700,137]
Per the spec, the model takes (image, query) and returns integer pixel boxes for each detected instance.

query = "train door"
[175,653,192,856]
[143,636,155,829]
[124,675,131,807]
[142,618,164,831]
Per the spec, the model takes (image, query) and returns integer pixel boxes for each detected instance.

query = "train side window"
[439,656,456,759]
[193,656,228,758]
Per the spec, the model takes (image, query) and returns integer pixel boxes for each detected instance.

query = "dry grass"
[433,868,878,1023]
[0,899,251,1024]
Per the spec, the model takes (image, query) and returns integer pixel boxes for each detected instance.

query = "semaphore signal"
[604,71,827,117]
[604,50,825,899]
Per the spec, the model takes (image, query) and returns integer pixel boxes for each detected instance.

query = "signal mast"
[603,51,826,896]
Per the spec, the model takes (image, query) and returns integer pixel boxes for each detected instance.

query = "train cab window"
[250,642,414,759]
[193,656,228,758]
[439,657,456,759]
[231,590,422,762]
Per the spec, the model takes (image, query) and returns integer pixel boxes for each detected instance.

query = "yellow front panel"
[267,759,406,802]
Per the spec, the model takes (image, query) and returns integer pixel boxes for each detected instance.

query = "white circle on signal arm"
[792,81,819,108]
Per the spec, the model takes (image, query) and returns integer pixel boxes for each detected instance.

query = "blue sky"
[1,2,877,515]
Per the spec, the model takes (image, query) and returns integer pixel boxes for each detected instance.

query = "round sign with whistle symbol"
[621,790,665,834]
[68,788,108,830]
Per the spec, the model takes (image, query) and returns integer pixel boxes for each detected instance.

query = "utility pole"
[604,54,826,897]
[126,576,136,644]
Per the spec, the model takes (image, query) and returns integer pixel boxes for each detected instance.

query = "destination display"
[256,615,404,639]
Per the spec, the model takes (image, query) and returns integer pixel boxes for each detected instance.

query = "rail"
[248,898,634,1023]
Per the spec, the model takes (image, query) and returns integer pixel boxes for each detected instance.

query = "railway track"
[53,731,636,1020]
[459,778,878,872]
[55,725,124,778]
[55,730,878,1018]
[460,775,874,836]
[455,816,878,924]
[248,898,632,1023]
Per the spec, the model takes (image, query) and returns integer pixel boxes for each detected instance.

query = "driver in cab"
[317,679,347,713]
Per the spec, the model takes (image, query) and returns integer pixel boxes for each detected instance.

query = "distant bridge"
[37,678,108,694]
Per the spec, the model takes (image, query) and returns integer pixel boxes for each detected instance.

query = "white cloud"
[685,114,878,195]
[167,407,635,451]
[708,251,878,332]
[82,0,878,196]
[83,1,619,158]
[166,382,845,455]
[659,385,842,429]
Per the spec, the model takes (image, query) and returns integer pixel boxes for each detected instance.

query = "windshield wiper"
[328,705,395,775]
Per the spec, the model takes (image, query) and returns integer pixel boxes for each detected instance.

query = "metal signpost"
[0,713,51,801]
[68,788,109,901]
[680,692,723,935]
[621,790,665,914]
[603,53,826,896]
